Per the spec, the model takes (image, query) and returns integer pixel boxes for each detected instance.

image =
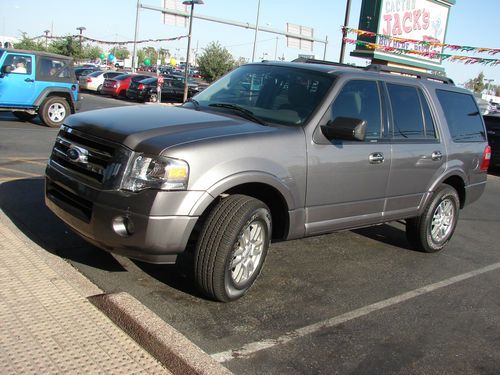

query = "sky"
[1,0,499,86]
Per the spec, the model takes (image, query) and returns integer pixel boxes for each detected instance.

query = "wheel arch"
[34,88,76,113]
[428,170,466,209]
[192,173,295,241]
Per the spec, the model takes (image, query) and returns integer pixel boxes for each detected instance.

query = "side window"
[2,54,33,75]
[436,90,486,142]
[328,80,382,140]
[387,83,436,139]
[39,57,71,79]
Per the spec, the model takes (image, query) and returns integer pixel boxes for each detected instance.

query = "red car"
[101,74,152,98]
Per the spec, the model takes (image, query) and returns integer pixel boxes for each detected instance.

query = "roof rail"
[291,57,359,69]
[364,64,454,85]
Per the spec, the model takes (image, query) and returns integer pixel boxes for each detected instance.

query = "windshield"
[191,64,334,126]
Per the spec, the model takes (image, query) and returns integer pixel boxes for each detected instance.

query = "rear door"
[306,79,392,235]
[0,53,36,106]
[383,82,444,220]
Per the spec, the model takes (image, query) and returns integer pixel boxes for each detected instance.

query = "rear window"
[436,90,486,142]
[114,74,131,81]
[88,71,103,77]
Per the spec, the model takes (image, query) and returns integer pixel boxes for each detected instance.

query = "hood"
[64,105,273,154]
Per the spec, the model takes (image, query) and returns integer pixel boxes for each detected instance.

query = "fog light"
[112,216,135,237]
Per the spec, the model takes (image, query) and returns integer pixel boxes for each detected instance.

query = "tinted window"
[39,57,72,79]
[436,90,486,142]
[387,84,435,139]
[329,80,382,140]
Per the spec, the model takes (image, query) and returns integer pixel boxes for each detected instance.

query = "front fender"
[188,171,297,217]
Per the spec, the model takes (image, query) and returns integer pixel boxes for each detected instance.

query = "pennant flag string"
[343,38,500,66]
[343,27,500,56]
[29,34,188,46]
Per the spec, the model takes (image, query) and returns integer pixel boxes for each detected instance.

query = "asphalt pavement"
[1,93,499,374]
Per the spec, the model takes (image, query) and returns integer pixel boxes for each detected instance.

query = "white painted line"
[0,166,41,177]
[211,262,500,363]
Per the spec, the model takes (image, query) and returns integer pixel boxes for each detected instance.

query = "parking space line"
[0,166,41,177]
[211,262,500,363]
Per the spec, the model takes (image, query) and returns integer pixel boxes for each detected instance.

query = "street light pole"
[44,29,50,49]
[131,0,141,72]
[339,0,352,63]
[182,0,204,103]
[76,26,86,60]
[251,0,261,62]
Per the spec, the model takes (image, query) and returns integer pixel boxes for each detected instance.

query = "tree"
[197,42,235,82]
[13,33,46,51]
[464,72,485,94]
[82,44,102,60]
[49,36,80,58]
[112,46,130,60]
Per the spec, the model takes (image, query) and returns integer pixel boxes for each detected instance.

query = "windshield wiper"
[208,103,267,125]
[185,98,200,110]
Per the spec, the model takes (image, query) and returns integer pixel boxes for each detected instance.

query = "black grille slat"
[46,181,92,223]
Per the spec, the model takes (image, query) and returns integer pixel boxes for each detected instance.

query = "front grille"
[49,126,127,188]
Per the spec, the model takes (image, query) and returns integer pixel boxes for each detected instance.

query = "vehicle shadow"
[0,177,125,272]
[0,177,203,297]
[0,112,45,127]
[352,221,420,252]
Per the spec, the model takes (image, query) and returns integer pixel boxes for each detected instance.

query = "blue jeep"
[0,49,81,127]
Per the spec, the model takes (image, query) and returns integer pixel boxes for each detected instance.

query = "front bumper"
[45,164,205,264]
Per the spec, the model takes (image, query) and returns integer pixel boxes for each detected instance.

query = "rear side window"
[38,57,72,80]
[436,90,486,142]
[387,83,437,139]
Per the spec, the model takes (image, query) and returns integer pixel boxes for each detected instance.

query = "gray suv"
[45,60,491,302]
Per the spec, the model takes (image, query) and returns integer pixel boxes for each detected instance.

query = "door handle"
[369,152,384,164]
[24,78,34,83]
[431,151,443,161]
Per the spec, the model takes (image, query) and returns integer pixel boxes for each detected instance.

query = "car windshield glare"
[193,64,334,126]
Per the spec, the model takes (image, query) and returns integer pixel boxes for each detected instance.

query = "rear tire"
[39,96,70,128]
[194,195,271,302]
[13,111,36,122]
[406,185,460,253]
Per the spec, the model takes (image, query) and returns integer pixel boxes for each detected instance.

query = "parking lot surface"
[1,93,499,374]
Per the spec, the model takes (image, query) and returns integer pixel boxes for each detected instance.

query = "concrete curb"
[89,292,233,375]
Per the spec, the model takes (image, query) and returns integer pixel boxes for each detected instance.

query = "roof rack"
[364,64,455,85]
[291,57,359,69]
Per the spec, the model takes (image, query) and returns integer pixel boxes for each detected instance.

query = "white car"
[79,71,124,93]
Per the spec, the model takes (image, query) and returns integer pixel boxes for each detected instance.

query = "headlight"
[121,154,189,192]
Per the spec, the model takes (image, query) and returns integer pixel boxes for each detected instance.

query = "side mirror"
[321,117,367,141]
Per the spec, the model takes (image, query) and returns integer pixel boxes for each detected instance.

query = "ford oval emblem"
[67,148,80,161]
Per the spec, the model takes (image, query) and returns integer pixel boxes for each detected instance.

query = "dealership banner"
[351,0,455,71]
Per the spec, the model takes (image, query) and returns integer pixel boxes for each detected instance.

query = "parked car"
[74,66,101,81]
[79,70,124,93]
[0,48,81,127]
[126,76,199,102]
[101,73,151,98]
[45,60,490,302]
[483,114,500,170]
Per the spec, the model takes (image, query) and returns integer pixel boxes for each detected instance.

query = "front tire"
[406,185,460,253]
[39,97,70,128]
[194,195,272,302]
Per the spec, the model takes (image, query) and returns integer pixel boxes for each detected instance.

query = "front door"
[0,53,36,106]
[306,79,391,235]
